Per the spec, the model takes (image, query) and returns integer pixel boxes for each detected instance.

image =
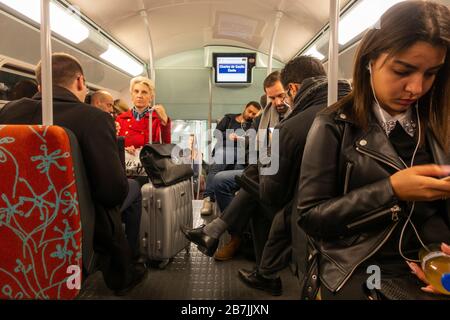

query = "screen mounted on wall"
[213,53,256,86]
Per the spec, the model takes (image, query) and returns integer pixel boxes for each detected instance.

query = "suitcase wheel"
[147,259,171,269]
[158,259,170,269]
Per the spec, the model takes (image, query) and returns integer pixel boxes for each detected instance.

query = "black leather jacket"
[297,103,450,293]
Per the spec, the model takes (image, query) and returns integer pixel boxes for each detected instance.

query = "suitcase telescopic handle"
[148,107,162,145]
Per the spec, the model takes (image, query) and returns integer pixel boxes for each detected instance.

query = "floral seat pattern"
[0,125,82,299]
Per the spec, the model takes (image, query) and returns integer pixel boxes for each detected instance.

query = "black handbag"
[140,144,194,187]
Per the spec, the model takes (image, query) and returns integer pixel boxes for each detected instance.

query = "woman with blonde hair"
[116,76,171,148]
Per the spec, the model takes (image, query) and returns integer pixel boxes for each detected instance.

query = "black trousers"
[93,204,135,291]
[258,208,292,276]
[221,189,258,235]
[120,179,142,258]
[93,179,142,291]
[221,189,276,266]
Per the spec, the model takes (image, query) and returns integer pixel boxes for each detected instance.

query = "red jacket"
[116,109,171,147]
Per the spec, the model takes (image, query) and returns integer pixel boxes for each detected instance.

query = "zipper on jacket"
[346,205,401,230]
[391,205,401,222]
[329,144,405,292]
[335,221,399,292]
[356,147,403,172]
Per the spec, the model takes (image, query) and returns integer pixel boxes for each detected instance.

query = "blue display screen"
[218,64,246,74]
[216,57,248,82]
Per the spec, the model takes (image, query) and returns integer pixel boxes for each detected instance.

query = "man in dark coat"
[182,58,346,295]
[238,72,352,295]
[0,53,145,294]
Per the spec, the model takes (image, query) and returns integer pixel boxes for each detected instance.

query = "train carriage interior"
[0,0,450,304]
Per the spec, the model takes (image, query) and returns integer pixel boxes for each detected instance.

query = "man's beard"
[275,104,288,114]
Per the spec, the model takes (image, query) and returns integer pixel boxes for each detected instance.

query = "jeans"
[120,179,142,258]
[213,169,243,212]
[204,165,228,200]
[203,147,245,200]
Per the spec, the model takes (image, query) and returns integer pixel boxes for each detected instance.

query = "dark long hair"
[330,1,450,149]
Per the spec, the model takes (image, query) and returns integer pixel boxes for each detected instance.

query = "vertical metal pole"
[139,2,155,82]
[40,0,53,125]
[208,69,213,162]
[328,0,340,106]
[148,108,153,144]
[196,132,201,200]
[267,11,284,75]
[139,1,156,145]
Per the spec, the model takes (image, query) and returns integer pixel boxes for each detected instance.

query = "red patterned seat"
[0,125,83,299]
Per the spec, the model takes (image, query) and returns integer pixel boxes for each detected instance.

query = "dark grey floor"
[78,201,301,300]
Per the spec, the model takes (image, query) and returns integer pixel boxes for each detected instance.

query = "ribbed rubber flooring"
[78,200,300,300]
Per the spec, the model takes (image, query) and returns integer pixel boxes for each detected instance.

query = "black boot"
[114,261,148,296]
[181,225,219,256]
[238,268,282,296]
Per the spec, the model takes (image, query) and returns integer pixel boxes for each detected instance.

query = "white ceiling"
[68,0,351,63]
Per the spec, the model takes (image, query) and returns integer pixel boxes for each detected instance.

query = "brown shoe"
[214,234,241,261]
[200,197,213,216]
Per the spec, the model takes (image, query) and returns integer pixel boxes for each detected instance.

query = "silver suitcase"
[140,179,193,268]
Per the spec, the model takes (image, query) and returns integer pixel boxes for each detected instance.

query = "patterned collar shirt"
[373,103,417,138]
[132,106,151,121]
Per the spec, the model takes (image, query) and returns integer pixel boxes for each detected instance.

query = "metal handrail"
[267,11,283,75]
[40,0,53,125]
[328,0,340,106]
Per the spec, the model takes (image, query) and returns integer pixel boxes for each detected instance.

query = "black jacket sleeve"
[215,115,233,147]
[259,127,300,210]
[296,115,399,239]
[79,111,128,208]
[259,106,321,210]
[215,115,232,133]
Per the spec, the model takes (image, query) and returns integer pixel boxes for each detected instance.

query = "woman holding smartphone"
[296,1,450,299]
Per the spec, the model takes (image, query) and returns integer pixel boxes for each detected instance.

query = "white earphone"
[368,62,390,130]
[368,60,427,262]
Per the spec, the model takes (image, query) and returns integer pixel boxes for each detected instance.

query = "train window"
[0,64,36,101]
[0,82,8,102]
[171,120,217,163]
[0,62,102,105]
